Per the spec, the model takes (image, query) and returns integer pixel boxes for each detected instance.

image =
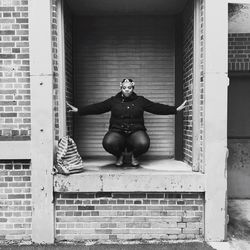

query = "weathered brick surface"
[182,1,194,165]
[0,161,32,241]
[0,0,60,141]
[64,3,74,137]
[228,33,250,71]
[0,0,30,140]
[52,0,59,140]
[55,192,204,241]
[199,0,205,173]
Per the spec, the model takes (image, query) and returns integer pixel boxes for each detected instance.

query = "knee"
[102,136,114,150]
[134,137,150,151]
[102,133,123,150]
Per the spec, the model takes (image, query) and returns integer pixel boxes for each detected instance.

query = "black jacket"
[79,92,177,134]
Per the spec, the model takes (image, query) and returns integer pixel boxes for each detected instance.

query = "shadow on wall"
[228,199,250,240]
[229,3,250,33]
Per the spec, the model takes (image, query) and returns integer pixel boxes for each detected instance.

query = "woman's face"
[121,81,134,97]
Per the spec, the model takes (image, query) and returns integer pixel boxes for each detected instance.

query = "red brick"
[130,193,146,198]
[0,30,15,35]
[0,54,15,59]
[78,206,94,210]
[183,216,201,222]
[0,113,17,117]
[16,18,28,23]
[8,194,25,199]
[0,7,15,11]
[55,192,204,241]
[147,193,164,198]
[112,193,129,198]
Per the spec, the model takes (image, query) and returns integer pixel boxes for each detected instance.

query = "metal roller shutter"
[74,16,175,157]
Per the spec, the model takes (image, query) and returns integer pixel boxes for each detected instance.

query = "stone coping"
[54,158,205,193]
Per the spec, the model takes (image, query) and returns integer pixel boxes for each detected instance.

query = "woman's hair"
[121,78,134,83]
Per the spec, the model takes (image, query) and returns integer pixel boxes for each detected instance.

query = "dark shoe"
[131,154,139,167]
[115,155,124,167]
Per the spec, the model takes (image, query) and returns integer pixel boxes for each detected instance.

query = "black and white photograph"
[0,0,250,249]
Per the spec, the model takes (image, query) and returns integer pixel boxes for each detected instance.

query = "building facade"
[0,0,232,244]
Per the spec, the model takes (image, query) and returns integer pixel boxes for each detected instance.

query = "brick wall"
[0,161,32,241]
[52,0,59,140]
[55,192,204,241]
[0,0,59,140]
[199,0,205,173]
[228,33,250,71]
[64,4,74,138]
[0,0,30,140]
[182,1,194,165]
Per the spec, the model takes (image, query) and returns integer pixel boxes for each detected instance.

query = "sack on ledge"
[55,136,84,175]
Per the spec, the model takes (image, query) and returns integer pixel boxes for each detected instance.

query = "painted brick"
[64,3,74,138]
[182,0,194,167]
[0,30,15,35]
[228,33,250,71]
[0,0,31,139]
[55,192,204,241]
[0,161,32,242]
[51,0,59,140]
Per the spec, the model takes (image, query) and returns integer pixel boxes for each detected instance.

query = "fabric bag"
[55,136,84,175]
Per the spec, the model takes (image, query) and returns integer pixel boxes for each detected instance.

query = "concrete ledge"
[54,159,205,192]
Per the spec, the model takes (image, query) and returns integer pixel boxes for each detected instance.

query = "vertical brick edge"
[64,3,74,137]
[182,1,194,165]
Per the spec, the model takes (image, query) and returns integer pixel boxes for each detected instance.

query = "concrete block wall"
[0,0,30,140]
[228,33,250,71]
[182,1,194,165]
[55,192,204,241]
[0,161,32,241]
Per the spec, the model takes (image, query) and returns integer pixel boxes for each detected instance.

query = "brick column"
[203,0,228,241]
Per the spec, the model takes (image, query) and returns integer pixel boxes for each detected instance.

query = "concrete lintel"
[54,172,205,193]
[0,141,31,159]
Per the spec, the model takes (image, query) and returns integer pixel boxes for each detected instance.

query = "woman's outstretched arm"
[66,97,113,115]
[143,97,187,115]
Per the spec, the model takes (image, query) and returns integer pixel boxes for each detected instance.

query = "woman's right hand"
[66,102,78,112]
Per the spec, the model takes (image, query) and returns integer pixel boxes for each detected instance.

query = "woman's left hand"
[66,102,78,112]
[177,100,187,112]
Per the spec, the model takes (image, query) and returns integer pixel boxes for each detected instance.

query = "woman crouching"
[67,78,186,167]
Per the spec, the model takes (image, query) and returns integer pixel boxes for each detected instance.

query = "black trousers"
[102,130,150,157]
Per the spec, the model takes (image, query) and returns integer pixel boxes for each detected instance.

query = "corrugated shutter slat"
[74,16,175,157]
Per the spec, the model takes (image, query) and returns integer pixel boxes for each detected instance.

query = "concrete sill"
[54,158,205,193]
[0,140,31,159]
